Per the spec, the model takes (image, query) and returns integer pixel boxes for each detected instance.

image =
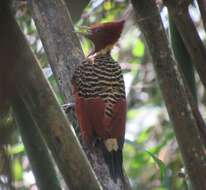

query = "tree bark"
[29,0,131,189]
[64,0,90,22]
[196,0,206,32]
[1,2,61,189]
[169,15,197,102]
[28,0,82,127]
[12,96,62,190]
[0,2,101,190]
[131,0,206,189]
[163,0,206,90]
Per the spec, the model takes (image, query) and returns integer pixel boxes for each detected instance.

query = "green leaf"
[153,187,167,190]
[11,158,23,181]
[104,1,112,10]
[7,144,25,155]
[146,151,167,183]
[127,109,139,120]
[81,38,92,56]
[136,128,150,143]
[148,130,174,154]
[132,39,145,57]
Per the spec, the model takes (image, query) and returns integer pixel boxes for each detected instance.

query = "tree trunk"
[12,96,62,190]
[0,1,101,190]
[28,0,131,189]
[131,0,206,189]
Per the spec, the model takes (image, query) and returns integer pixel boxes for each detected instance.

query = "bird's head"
[77,20,125,56]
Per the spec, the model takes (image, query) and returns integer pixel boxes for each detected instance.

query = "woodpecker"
[72,20,126,181]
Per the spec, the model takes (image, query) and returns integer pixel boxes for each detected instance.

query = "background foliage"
[0,0,205,189]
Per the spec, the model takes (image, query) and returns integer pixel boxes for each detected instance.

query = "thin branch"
[131,1,206,190]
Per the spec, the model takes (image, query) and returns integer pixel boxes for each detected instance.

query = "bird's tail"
[100,139,124,182]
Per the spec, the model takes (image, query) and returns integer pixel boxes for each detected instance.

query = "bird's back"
[72,53,126,181]
[74,53,125,113]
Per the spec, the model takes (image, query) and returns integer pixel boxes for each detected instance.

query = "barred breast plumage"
[73,53,125,118]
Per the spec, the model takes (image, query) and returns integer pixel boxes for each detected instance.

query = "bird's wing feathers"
[73,92,126,143]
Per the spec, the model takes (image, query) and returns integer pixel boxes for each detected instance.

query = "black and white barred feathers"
[73,52,126,118]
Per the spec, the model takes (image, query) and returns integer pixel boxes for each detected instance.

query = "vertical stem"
[169,15,197,102]
[131,1,206,189]
[164,0,206,90]
[12,96,62,190]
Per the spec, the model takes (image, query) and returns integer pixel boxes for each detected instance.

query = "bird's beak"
[74,26,92,38]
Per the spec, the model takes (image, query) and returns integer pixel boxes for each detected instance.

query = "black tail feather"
[101,144,124,182]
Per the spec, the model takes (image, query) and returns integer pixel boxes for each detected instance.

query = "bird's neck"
[88,44,112,57]
[87,45,114,64]
[96,45,113,56]
[95,51,111,59]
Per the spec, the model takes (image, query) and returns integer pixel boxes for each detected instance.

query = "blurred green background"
[1,0,205,189]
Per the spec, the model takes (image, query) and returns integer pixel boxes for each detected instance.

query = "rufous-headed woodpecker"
[72,20,126,181]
